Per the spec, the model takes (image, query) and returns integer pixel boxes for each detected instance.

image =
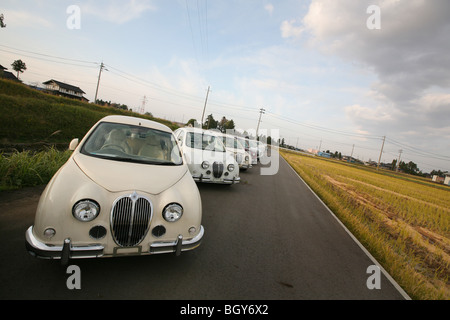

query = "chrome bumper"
[193,174,240,184]
[25,225,204,264]
[150,225,204,255]
[25,226,104,264]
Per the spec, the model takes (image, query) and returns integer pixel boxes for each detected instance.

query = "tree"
[0,14,6,28]
[11,59,27,79]
[399,160,421,176]
[203,114,217,130]
[223,119,235,131]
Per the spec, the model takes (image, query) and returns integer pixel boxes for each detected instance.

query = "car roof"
[99,115,173,133]
[180,127,222,136]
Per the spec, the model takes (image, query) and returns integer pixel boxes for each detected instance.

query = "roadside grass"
[0,79,178,145]
[0,147,72,191]
[281,149,450,300]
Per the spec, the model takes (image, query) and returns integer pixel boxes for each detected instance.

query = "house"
[444,173,450,186]
[43,79,87,101]
[0,64,20,82]
[317,151,332,158]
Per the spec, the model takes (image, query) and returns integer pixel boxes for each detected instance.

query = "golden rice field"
[281,150,450,300]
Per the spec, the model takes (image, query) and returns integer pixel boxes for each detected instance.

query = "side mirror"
[69,138,79,151]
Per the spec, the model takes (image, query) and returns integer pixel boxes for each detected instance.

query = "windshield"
[186,132,226,152]
[237,137,249,149]
[222,136,244,150]
[81,122,182,165]
[249,140,258,148]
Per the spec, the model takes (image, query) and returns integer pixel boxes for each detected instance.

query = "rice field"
[281,149,450,300]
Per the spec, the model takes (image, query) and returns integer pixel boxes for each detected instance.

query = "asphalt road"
[0,152,408,300]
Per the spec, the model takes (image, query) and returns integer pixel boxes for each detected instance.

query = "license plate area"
[113,246,142,256]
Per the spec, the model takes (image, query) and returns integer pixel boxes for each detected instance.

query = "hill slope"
[0,79,178,148]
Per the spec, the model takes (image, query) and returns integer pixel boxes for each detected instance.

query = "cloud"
[82,0,156,24]
[264,4,274,16]
[287,0,450,142]
[280,19,304,38]
[3,9,53,28]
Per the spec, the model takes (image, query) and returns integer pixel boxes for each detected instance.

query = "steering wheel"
[100,144,127,153]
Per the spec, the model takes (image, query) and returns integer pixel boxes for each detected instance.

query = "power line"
[0,44,98,65]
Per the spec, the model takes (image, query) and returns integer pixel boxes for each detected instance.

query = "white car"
[237,136,257,165]
[26,115,204,264]
[220,133,251,170]
[257,141,267,160]
[174,127,240,184]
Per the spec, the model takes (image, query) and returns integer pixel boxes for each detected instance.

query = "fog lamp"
[44,228,56,239]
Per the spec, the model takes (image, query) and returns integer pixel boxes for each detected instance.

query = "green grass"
[0,79,178,145]
[281,149,450,300]
[0,78,180,190]
[0,147,72,190]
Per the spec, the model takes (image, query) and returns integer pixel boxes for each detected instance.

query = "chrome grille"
[235,153,243,164]
[212,161,224,178]
[111,192,153,247]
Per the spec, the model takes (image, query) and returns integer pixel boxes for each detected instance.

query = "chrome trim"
[110,192,153,247]
[150,225,204,254]
[25,226,104,260]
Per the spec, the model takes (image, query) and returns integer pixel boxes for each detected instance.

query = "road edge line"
[281,155,412,300]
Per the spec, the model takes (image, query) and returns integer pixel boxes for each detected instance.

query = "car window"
[186,132,225,152]
[81,122,182,165]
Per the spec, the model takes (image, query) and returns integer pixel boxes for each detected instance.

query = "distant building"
[317,151,332,158]
[444,174,450,186]
[43,79,87,101]
[432,175,445,184]
[0,64,20,82]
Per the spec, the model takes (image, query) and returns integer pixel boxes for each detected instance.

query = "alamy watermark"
[66,5,81,30]
[366,5,381,30]
[366,265,381,290]
[66,265,81,290]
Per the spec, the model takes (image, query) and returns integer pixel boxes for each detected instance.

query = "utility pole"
[349,144,355,162]
[94,62,107,104]
[256,108,265,140]
[201,86,210,127]
[377,136,386,170]
[396,149,403,172]
[140,95,148,114]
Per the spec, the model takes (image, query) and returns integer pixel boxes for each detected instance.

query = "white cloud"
[82,0,156,24]
[280,19,304,38]
[264,4,274,16]
[3,9,53,28]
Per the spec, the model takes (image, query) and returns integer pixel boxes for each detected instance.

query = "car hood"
[73,153,188,194]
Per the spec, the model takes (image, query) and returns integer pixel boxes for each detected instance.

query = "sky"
[1,0,450,173]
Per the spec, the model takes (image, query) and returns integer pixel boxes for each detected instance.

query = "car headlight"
[227,164,235,172]
[163,203,183,222]
[72,200,100,222]
[201,161,210,169]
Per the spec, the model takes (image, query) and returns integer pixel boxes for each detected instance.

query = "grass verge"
[0,147,71,191]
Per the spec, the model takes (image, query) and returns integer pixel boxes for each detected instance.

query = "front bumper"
[193,174,240,184]
[25,225,204,264]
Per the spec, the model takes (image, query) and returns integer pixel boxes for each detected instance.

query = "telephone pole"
[396,149,403,172]
[201,86,210,127]
[256,108,265,140]
[94,62,107,104]
[377,136,386,170]
[349,144,355,162]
